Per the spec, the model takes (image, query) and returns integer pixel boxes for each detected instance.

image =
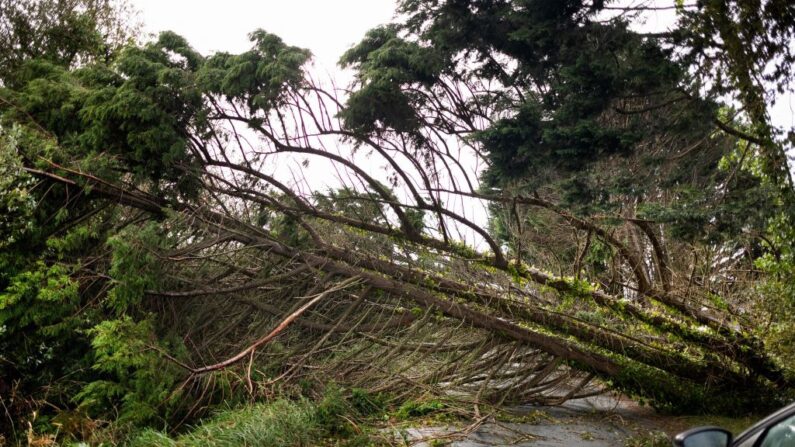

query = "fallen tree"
[2,0,795,439]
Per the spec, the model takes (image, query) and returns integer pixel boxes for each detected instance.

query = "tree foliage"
[2,0,795,443]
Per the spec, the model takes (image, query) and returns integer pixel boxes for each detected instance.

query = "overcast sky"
[132,0,397,78]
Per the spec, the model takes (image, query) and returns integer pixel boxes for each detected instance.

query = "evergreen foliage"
[1,0,795,444]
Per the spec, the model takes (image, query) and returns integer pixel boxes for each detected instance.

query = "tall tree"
[2,0,795,442]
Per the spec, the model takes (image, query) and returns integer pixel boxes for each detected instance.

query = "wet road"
[399,394,667,446]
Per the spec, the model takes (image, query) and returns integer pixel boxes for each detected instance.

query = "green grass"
[127,399,320,447]
[124,385,394,447]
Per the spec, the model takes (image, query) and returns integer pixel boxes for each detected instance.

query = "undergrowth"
[125,385,393,447]
[128,400,318,447]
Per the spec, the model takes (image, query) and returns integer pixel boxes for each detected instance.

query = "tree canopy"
[2,0,795,443]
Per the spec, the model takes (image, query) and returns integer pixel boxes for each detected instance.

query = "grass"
[125,386,393,447]
[127,400,321,447]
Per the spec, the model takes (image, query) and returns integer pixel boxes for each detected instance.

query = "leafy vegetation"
[2,0,795,444]
[128,396,377,447]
